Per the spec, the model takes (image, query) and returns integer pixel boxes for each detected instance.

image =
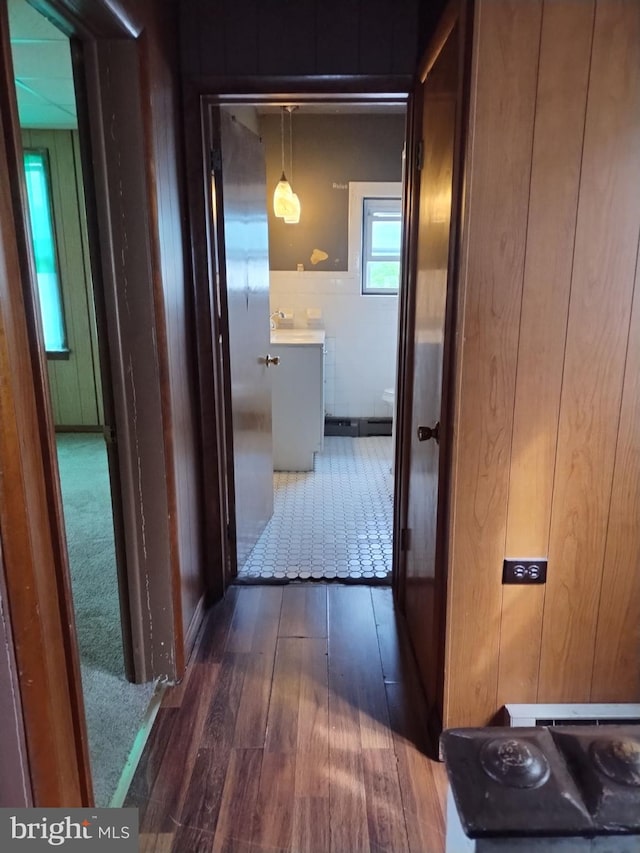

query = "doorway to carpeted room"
[56,434,156,806]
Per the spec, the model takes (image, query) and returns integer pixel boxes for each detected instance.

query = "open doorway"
[210,101,406,586]
[7,0,155,806]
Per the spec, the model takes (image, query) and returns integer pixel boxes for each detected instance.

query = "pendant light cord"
[280,106,286,177]
[288,107,294,188]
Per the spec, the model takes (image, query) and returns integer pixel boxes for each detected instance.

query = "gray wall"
[261,113,405,271]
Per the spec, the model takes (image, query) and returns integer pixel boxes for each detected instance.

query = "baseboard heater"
[324,416,392,437]
[504,702,640,727]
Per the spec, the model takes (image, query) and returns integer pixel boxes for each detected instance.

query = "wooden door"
[401,18,464,729]
[211,109,274,573]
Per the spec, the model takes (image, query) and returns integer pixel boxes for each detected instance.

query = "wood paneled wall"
[180,0,419,79]
[444,0,640,727]
[96,0,204,661]
[21,129,103,428]
[0,542,32,807]
[141,0,204,644]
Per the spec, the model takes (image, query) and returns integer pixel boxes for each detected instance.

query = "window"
[361,197,402,295]
[23,149,67,353]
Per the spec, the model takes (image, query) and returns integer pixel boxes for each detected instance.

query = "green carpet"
[56,434,155,807]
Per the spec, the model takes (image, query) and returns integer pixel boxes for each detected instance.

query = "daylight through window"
[23,149,67,353]
[361,197,402,295]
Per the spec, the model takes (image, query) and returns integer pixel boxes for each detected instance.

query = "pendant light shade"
[273,171,293,218]
[284,192,301,224]
[273,105,301,223]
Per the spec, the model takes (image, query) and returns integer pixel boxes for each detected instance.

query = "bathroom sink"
[270,329,325,345]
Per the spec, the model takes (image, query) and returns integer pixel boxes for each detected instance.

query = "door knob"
[260,354,280,367]
[417,421,440,443]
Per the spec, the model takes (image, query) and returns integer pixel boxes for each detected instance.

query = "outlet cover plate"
[502,559,547,585]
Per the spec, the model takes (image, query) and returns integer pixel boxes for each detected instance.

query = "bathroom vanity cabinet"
[270,329,325,471]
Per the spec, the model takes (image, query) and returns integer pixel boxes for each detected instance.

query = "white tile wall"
[270,271,398,419]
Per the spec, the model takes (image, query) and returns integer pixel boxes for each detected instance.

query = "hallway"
[125,585,447,851]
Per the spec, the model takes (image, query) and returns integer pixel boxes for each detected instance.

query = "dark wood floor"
[125,585,447,852]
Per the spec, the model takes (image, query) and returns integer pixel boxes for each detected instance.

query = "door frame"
[0,0,184,804]
[183,81,413,602]
[0,1,92,805]
[393,0,474,740]
[26,0,184,683]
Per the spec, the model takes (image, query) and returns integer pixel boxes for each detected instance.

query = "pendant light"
[284,106,301,224]
[273,106,293,218]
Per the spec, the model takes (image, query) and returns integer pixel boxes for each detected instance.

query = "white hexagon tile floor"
[237,436,394,584]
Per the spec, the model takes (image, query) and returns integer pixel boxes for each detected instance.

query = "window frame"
[347,181,403,298]
[361,196,402,295]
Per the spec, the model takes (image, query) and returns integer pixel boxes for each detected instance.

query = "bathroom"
[236,104,406,583]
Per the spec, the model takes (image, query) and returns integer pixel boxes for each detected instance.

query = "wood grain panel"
[328,586,392,749]
[251,751,296,850]
[257,0,317,76]
[445,0,543,727]
[358,0,393,74]
[228,587,282,748]
[88,35,178,681]
[178,0,200,76]
[295,637,329,758]
[168,653,248,842]
[0,2,91,802]
[181,0,420,79]
[327,588,377,851]
[497,0,594,707]
[0,545,32,807]
[144,0,203,662]
[212,748,263,852]
[279,584,327,638]
[195,585,239,664]
[72,131,104,425]
[291,796,331,853]
[403,27,458,723]
[591,246,640,700]
[362,748,410,853]
[370,586,407,684]
[139,835,173,853]
[196,0,226,77]
[291,636,330,851]
[539,0,640,701]
[200,652,247,749]
[227,586,282,653]
[391,742,447,852]
[329,748,369,853]
[125,586,446,851]
[232,649,275,748]
[265,637,304,753]
[138,662,220,832]
[391,0,420,75]
[171,747,226,850]
[223,0,259,76]
[22,129,102,427]
[315,0,360,74]
[125,708,178,820]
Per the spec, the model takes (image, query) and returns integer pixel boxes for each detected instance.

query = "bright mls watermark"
[0,809,137,851]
